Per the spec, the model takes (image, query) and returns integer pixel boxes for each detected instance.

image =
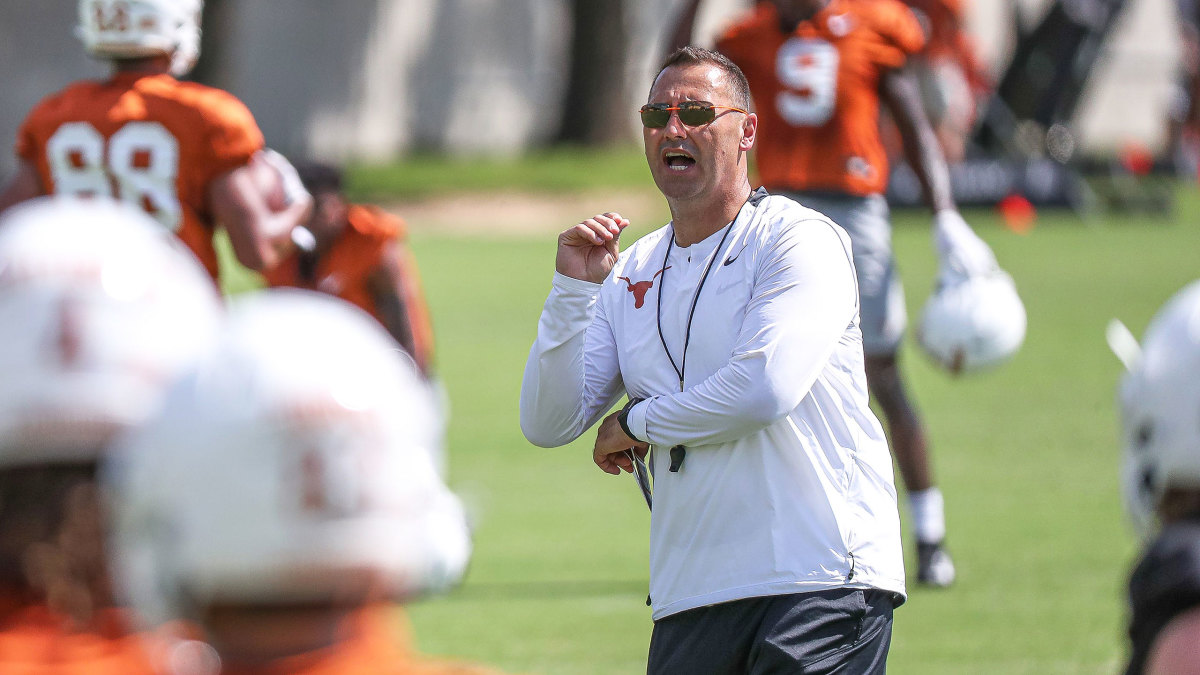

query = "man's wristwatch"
[617,397,644,443]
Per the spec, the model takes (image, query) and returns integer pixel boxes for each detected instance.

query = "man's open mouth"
[663,150,696,171]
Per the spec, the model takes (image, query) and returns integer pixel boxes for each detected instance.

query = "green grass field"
[231,155,1200,673]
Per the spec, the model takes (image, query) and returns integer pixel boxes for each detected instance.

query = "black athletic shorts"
[647,588,896,675]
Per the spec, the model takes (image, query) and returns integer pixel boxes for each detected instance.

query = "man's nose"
[663,110,688,138]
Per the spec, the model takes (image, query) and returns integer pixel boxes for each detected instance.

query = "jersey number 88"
[46,121,183,231]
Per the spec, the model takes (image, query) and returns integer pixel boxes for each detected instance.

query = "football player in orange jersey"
[0,196,224,674]
[107,290,498,675]
[0,0,313,285]
[262,162,437,380]
[673,0,1009,588]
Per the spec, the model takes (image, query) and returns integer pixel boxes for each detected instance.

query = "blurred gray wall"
[207,0,578,161]
[0,0,1182,177]
[0,3,108,177]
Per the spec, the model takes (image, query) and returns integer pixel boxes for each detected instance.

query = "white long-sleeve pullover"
[521,191,905,620]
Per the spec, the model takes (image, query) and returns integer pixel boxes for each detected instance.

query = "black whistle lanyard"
[655,220,735,472]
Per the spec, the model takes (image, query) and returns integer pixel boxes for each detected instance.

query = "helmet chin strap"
[169,30,201,77]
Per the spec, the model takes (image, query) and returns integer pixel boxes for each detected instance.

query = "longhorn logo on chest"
[616,267,670,309]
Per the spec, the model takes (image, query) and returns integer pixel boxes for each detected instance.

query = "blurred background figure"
[262,161,437,381]
[107,289,494,675]
[897,0,992,163]
[1113,280,1200,675]
[0,0,313,287]
[0,196,223,673]
[1169,0,1200,178]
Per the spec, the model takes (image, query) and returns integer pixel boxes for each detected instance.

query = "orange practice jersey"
[263,205,436,372]
[218,606,500,675]
[15,72,265,281]
[716,0,926,195]
[0,603,155,675]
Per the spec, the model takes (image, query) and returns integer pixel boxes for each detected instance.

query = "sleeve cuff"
[626,399,650,443]
[552,271,603,294]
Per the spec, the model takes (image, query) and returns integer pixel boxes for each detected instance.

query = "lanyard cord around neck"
[655,220,735,393]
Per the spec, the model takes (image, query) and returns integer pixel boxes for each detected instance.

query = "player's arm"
[882,65,996,277]
[364,240,425,376]
[208,160,313,273]
[0,160,42,214]
[880,64,954,213]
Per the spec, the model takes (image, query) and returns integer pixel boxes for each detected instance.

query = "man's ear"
[740,112,758,151]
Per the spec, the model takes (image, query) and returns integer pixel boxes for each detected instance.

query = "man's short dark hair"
[293,161,344,196]
[655,46,752,111]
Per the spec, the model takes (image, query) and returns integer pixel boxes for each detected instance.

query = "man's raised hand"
[556,212,630,283]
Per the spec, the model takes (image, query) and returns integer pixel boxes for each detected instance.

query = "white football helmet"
[108,289,470,628]
[1116,280,1200,537]
[917,270,1027,373]
[77,0,204,77]
[0,196,221,466]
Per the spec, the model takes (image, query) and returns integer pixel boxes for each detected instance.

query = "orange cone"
[998,194,1036,234]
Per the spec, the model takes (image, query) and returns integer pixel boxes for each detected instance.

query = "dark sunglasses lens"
[677,105,716,126]
[640,107,670,128]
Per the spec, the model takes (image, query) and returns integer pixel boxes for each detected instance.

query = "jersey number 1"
[45,121,183,231]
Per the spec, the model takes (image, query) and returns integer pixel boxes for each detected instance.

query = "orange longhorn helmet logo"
[617,267,670,309]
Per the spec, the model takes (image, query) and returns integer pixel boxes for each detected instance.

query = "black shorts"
[647,588,896,675]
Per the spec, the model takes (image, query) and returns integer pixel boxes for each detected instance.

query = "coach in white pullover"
[521,46,905,674]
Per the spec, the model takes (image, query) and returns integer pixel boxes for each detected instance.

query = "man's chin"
[651,173,704,202]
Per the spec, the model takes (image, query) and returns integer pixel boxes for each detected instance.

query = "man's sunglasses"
[639,101,750,129]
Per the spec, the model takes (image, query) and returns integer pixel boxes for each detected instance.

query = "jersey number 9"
[775,38,839,127]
